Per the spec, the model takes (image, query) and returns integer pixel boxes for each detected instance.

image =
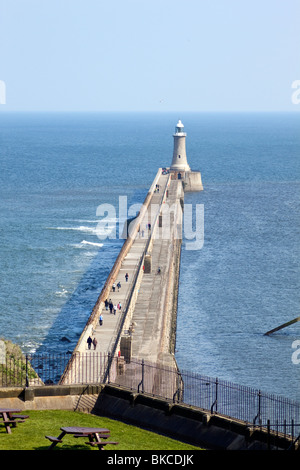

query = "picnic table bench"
[45,426,119,450]
[84,440,119,449]
[0,408,29,434]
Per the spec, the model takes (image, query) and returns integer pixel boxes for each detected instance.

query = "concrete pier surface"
[87,169,175,362]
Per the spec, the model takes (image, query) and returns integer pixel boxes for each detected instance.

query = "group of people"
[88,272,130,350]
[103,275,127,316]
[88,252,162,351]
[87,336,97,350]
[104,298,122,315]
[112,281,122,292]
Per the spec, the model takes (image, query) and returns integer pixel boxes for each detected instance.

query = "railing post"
[173,370,182,403]
[211,377,218,414]
[107,352,111,384]
[138,359,144,393]
[254,389,262,425]
[25,354,29,388]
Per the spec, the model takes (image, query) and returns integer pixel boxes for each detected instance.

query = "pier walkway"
[61,169,184,387]
[91,171,172,360]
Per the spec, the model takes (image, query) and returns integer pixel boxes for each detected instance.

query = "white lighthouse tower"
[169,119,203,191]
[170,120,190,172]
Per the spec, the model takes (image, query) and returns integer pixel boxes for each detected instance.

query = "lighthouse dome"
[174,120,186,136]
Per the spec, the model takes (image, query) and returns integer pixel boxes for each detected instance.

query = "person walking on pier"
[92,337,98,350]
[125,273,129,282]
[113,304,117,315]
[105,299,109,311]
[112,282,116,292]
[99,314,103,326]
[87,336,92,350]
[117,281,121,291]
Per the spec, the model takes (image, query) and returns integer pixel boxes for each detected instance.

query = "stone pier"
[61,168,185,385]
[61,120,203,393]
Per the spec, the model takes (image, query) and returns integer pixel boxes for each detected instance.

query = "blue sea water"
[0,112,299,401]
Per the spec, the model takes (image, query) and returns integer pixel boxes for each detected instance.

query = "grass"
[0,409,203,451]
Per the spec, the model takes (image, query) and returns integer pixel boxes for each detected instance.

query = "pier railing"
[1,352,299,438]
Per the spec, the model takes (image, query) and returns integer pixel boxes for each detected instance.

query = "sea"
[0,111,299,401]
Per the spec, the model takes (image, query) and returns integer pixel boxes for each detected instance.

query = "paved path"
[84,173,170,356]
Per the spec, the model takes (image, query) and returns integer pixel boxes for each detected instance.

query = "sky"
[0,0,299,112]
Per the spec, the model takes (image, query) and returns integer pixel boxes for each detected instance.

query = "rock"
[60,336,71,343]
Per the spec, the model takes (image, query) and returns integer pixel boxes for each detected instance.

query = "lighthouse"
[170,120,191,172]
[169,119,203,192]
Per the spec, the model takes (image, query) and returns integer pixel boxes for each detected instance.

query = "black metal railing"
[1,352,299,438]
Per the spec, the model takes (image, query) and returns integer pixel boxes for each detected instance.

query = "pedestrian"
[112,282,116,292]
[105,299,108,311]
[118,302,122,311]
[87,336,92,350]
[93,337,98,350]
[99,314,103,326]
[125,273,129,282]
[109,301,113,314]
[117,281,121,291]
[113,304,117,315]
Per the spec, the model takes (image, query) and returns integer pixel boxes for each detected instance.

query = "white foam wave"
[70,219,101,223]
[81,240,104,247]
[68,217,126,223]
[47,225,98,234]
[55,288,69,297]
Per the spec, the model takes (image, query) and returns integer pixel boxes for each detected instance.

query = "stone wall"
[0,384,296,450]
[184,171,203,191]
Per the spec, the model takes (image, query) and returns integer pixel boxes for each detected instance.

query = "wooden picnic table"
[45,426,119,450]
[0,408,29,434]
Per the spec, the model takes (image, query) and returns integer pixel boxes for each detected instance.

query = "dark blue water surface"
[0,112,299,400]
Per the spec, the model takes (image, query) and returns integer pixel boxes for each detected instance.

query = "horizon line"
[0,109,299,114]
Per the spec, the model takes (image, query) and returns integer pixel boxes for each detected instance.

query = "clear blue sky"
[0,0,299,112]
